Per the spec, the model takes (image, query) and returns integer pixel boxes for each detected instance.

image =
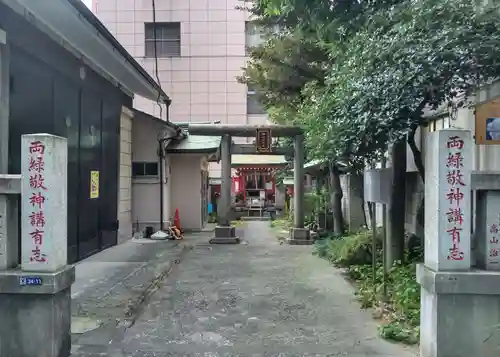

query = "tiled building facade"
[92,0,268,134]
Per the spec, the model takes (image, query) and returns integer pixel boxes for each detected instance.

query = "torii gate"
[188,124,310,245]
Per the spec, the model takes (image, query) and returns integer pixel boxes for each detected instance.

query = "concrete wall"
[118,106,133,243]
[169,153,206,231]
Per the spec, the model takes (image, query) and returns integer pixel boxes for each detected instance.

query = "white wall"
[169,153,205,230]
[131,117,174,231]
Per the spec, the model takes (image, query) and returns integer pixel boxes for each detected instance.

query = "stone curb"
[120,243,192,327]
[71,242,192,329]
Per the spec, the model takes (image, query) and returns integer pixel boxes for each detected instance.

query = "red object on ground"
[174,208,181,230]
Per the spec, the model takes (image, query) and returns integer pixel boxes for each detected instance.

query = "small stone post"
[211,134,239,244]
[0,134,75,357]
[417,129,500,357]
[475,190,500,270]
[287,134,311,244]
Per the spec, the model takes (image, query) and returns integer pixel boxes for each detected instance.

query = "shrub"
[313,229,421,345]
[313,229,382,267]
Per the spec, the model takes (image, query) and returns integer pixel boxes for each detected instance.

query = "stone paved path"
[73,222,418,357]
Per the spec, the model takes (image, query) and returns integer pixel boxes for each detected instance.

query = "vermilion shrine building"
[231,155,287,203]
[211,154,288,209]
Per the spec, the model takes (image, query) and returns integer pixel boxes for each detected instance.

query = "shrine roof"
[290,159,327,174]
[231,155,288,166]
[167,135,221,153]
[291,159,350,176]
[283,177,294,185]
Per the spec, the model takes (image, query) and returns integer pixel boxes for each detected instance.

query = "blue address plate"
[19,276,43,286]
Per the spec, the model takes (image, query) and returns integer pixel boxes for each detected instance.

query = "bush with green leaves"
[314,229,421,345]
[313,229,382,267]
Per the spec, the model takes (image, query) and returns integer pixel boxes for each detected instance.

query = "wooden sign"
[256,128,272,153]
[475,98,500,145]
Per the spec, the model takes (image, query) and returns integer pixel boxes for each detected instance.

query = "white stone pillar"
[476,191,500,270]
[21,134,67,272]
[424,129,472,271]
[0,133,74,357]
[414,129,500,357]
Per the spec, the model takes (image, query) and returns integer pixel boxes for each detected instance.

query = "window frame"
[132,161,159,178]
[144,22,181,58]
[246,85,266,115]
[245,21,264,55]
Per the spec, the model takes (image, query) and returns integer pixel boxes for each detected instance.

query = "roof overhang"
[291,159,349,175]
[167,135,221,157]
[133,109,181,133]
[0,0,169,102]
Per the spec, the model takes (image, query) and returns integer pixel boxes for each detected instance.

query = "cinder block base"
[210,226,240,244]
[0,266,75,357]
[417,264,500,357]
[286,228,313,245]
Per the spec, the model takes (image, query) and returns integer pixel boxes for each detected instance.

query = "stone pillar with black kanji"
[423,130,472,271]
[0,134,75,357]
[418,128,500,357]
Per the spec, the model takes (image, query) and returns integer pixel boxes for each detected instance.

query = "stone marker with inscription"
[0,134,75,357]
[21,134,67,272]
[418,129,500,357]
[424,130,472,271]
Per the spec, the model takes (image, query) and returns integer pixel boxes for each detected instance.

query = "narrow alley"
[72,222,418,357]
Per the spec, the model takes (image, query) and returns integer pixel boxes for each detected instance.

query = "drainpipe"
[158,139,166,231]
[165,98,171,122]
[158,99,174,231]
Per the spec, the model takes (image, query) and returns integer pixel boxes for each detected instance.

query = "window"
[247,85,266,115]
[145,22,181,57]
[245,21,264,54]
[132,162,159,177]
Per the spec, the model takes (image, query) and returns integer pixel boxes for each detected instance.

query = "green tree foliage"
[245,0,500,170]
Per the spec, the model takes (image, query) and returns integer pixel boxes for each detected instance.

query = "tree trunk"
[329,162,345,236]
[387,138,406,266]
[407,123,425,238]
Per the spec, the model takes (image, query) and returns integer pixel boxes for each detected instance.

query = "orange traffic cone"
[174,208,181,230]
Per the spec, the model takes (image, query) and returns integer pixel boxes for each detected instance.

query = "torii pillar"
[211,134,240,244]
